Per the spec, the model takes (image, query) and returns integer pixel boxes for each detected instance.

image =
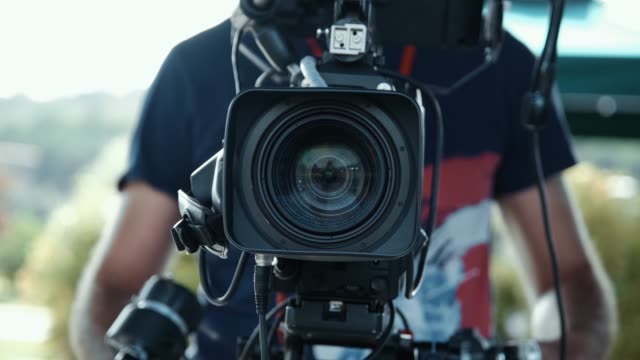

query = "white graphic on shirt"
[314,200,493,360]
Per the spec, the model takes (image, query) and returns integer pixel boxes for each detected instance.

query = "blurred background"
[0,0,638,358]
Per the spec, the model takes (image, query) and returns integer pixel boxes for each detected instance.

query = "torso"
[178,20,516,359]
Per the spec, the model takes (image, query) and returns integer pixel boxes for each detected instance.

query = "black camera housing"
[240,0,486,48]
[222,88,423,261]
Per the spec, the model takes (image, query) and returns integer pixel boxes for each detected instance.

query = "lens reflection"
[270,121,383,236]
[294,144,365,213]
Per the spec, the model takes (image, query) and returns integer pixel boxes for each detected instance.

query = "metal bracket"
[171,190,229,258]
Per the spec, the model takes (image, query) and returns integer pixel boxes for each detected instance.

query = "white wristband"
[531,290,562,342]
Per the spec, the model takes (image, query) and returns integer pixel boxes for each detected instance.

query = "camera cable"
[232,23,247,94]
[254,255,274,360]
[375,69,444,299]
[529,131,567,360]
[199,250,249,307]
[266,313,284,349]
[240,297,294,360]
[411,86,443,298]
[255,69,278,87]
[363,301,396,360]
[522,0,567,356]
[395,306,410,332]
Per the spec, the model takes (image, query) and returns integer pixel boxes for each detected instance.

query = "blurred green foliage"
[0,213,42,282]
[568,164,640,359]
[16,137,129,357]
[492,257,529,340]
[16,137,198,357]
[492,163,640,358]
[0,93,141,217]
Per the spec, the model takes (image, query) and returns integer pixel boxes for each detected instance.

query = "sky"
[1,0,638,101]
[0,0,237,101]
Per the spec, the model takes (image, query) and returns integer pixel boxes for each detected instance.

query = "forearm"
[69,278,132,360]
[532,266,617,359]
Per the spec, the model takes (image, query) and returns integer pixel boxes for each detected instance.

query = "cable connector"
[254,254,274,316]
[522,89,550,131]
[522,45,558,131]
[253,254,274,360]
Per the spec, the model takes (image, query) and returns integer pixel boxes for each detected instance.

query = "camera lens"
[295,143,365,213]
[264,112,391,242]
[228,90,421,258]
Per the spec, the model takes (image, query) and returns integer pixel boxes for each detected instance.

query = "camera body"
[240,0,487,48]
[222,88,424,261]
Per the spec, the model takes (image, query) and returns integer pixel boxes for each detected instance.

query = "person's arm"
[69,182,180,359]
[497,174,617,359]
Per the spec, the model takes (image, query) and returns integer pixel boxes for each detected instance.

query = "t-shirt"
[119,19,576,360]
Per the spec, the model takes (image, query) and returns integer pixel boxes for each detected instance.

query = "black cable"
[253,264,272,360]
[411,86,443,298]
[267,314,283,347]
[522,0,566,358]
[255,69,277,87]
[376,69,443,299]
[240,298,293,360]
[232,24,247,95]
[198,250,249,307]
[363,302,395,360]
[531,131,567,360]
[532,0,565,92]
[403,254,414,301]
[395,306,410,332]
[428,60,494,97]
[259,313,269,360]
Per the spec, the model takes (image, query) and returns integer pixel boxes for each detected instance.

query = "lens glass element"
[295,143,365,213]
[269,120,386,238]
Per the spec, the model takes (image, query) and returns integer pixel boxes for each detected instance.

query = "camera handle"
[105,276,203,360]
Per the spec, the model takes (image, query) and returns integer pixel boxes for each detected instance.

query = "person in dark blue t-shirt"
[70,17,616,360]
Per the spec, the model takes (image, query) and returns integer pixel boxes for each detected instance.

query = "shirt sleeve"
[493,34,577,196]
[118,47,196,198]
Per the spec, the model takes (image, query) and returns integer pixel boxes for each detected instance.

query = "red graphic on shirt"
[422,152,501,338]
[305,37,324,58]
[400,45,417,76]
[422,152,501,226]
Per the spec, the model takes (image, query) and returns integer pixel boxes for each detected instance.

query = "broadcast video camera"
[106,0,567,359]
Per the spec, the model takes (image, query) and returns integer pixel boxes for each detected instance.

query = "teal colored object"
[557,57,640,95]
[507,0,640,137]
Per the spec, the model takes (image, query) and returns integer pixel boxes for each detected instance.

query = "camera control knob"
[370,277,388,295]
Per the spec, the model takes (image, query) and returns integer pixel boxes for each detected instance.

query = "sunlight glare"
[0,0,238,100]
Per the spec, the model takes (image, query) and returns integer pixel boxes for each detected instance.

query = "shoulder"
[153,19,234,91]
[173,20,232,60]
[151,19,232,89]
[156,19,237,110]
[496,31,537,79]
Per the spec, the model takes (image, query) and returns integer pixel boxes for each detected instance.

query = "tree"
[16,137,200,357]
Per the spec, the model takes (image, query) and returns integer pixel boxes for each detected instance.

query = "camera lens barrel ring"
[263,109,392,241]
[237,95,414,252]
